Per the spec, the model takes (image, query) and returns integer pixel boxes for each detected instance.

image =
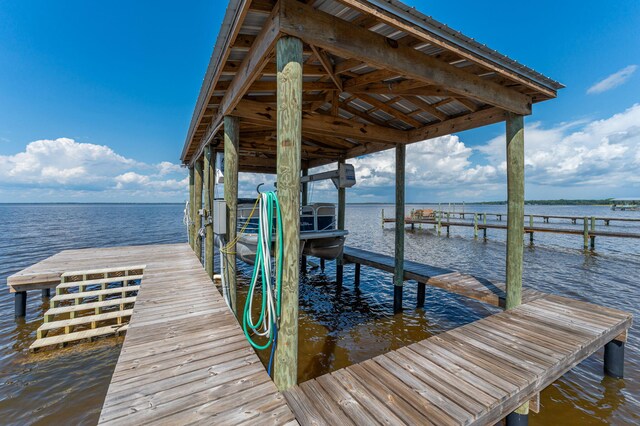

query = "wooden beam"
[394,144,406,313]
[203,145,214,279]
[218,3,281,116]
[350,81,457,97]
[355,93,423,128]
[222,60,326,76]
[343,69,400,91]
[333,0,557,98]
[310,45,343,91]
[407,107,507,143]
[232,98,408,143]
[279,0,532,114]
[505,112,525,310]
[223,115,239,313]
[215,80,337,93]
[402,96,448,121]
[274,36,302,392]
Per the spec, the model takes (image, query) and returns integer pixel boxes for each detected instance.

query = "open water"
[0,203,638,425]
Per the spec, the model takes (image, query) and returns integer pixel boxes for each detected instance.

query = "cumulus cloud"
[0,138,187,201]
[478,103,640,188]
[285,104,640,202]
[587,65,637,94]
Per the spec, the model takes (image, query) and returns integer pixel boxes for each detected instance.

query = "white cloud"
[0,138,187,201]
[478,104,640,188]
[587,65,637,94]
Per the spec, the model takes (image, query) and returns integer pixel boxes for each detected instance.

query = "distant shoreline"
[0,199,615,206]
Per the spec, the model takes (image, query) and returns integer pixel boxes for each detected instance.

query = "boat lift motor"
[300,163,356,189]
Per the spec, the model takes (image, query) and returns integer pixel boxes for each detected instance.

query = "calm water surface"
[0,203,638,425]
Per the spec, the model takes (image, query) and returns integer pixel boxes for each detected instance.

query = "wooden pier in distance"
[382,213,640,250]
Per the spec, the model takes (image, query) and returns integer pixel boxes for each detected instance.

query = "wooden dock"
[283,294,631,425]
[430,211,640,225]
[344,247,546,308]
[8,243,296,425]
[382,216,640,250]
[7,243,633,424]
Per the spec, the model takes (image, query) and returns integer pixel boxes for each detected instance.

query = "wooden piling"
[590,216,596,249]
[505,113,528,418]
[583,217,589,250]
[354,263,361,287]
[193,159,204,261]
[505,113,525,310]
[301,168,308,274]
[274,35,302,392]
[416,282,426,308]
[393,144,406,313]
[223,115,239,312]
[203,145,214,278]
[188,167,195,249]
[336,159,346,287]
[529,214,534,243]
[473,213,478,238]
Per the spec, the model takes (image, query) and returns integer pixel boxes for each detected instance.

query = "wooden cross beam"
[279,0,532,115]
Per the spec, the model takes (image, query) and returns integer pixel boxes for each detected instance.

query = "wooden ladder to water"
[30,265,145,351]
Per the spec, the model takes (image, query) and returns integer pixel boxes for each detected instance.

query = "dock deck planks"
[284,294,632,425]
[10,244,632,424]
[8,243,295,425]
[343,246,546,307]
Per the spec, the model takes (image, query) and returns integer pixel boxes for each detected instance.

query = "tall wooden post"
[301,168,308,274]
[188,166,195,249]
[393,144,406,314]
[505,113,527,423]
[193,159,204,261]
[274,35,302,391]
[203,145,215,278]
[224,115,239,313]
[336,159,346,287]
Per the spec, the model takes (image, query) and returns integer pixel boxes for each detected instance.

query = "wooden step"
[44,296,137,321]
[51,285,140,306]
[37,309,134,337]
[30,324,129,351]
[57,274,144,290]
[61,265,146,278]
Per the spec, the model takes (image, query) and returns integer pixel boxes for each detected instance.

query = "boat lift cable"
[241,191,283,374]
[183,200,192,244]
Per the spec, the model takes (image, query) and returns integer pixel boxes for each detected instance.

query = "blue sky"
[0,0,639,202]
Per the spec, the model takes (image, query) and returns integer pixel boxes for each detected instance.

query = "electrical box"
[331,163,356,188]
[213,199,227,235]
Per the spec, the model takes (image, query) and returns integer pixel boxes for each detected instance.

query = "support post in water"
[224,115,239,313]
[15,291,26,317]
[301,168,308,274]
[41,288,50,298]
[583,217,589,250]
[193,158,204,261]
[274,35,302,392]
[203,145,215,278]
[505,113,528,423]
[604,332,626,378]
[473,213,478,239]
[529,214,534,243]
[336,159,346,287]
[354,263,361,287]
[417,282,426,308]
[590,216,596,250]
[393,144,406,314]
[188,166,195,250]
